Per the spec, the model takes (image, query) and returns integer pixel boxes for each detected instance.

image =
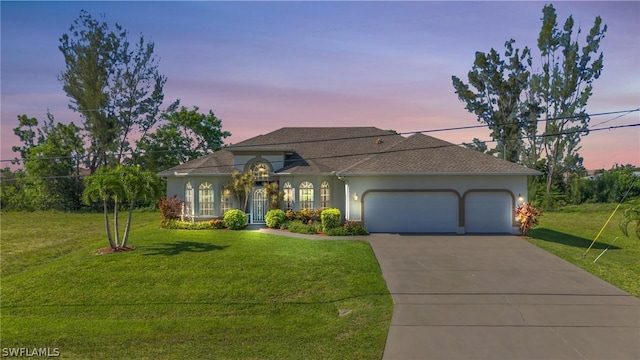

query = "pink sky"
[2,2,639,171]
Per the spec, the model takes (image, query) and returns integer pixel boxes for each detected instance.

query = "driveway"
[368,234,640,360]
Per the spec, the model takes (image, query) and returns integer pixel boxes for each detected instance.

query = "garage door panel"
[465,192,512,233]
[364,192,458,233]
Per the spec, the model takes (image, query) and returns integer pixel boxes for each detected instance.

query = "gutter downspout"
[336,173,349,221]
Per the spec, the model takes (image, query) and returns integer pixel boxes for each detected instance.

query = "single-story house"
[158,127,539,234]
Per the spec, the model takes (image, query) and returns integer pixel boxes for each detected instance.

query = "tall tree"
[534,4,607,195]
[59,10,117,172]
[109,30,174,164]
[12,113,85,210]
[24,122,85,210]
[11,115,39,166]
[135,106,231,172]
[59,10,171,173]
[452,4,607,200]
[452,40,534,163]
[462,138,491,155]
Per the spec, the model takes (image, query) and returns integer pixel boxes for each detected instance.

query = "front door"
[252,188,268,223]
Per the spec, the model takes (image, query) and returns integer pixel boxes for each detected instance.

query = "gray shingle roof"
[231,127,405,174]
[341,133,539,175]
[157,151,235,176]
[158,127,539,176]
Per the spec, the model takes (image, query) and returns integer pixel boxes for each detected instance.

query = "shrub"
[287,220,321,235]
[311,221,323,234]
[325,227,348,236]
[515,203,543,235]
[161,219,178,229]
[265,209,286,229]
[325,221,368,236]
[158,196,183,221]
[223,209,247,230]
[344,221,369,235]
[294,209,322,224]
[163,220,214,230]
[209,218,226,229]
[321,208,341,232]
[285,209,295,221]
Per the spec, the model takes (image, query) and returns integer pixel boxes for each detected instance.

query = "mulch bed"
[95,246,136,255]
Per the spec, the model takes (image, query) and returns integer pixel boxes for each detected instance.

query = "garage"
[363,191,458,233]
[464,191,513,233]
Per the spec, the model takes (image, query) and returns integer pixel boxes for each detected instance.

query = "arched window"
[199,182,214,216]
[283,181,294,211]
[299,181,314,210]
[320,181,330,209]
[221,188,233,215]
[184,182,194,217]
[251,162,270,181]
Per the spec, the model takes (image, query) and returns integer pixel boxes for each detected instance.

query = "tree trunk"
[122,201,135,248]
[103,200,116,249]
[113,197,120,247]
[243,189,251,213]
[546,164,555,195]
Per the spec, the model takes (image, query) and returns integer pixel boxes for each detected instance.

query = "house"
[158,127,540,234]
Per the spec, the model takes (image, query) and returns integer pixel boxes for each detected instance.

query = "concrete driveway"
[368,234,640,360]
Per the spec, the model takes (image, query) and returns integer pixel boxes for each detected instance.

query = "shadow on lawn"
[528,228,620,250]
[143,241,229,256]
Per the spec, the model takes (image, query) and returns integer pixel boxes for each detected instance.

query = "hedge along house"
[158,127,540,234]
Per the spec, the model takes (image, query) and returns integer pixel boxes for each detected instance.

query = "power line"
[3,122,638,182]
[167,122,640,172]
[591,108,639,127]
[403,108,639,136]
[3,108,638,164]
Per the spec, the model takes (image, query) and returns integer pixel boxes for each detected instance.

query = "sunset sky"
[2,1,639,171]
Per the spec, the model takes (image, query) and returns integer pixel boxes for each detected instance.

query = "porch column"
[344,182,350,221]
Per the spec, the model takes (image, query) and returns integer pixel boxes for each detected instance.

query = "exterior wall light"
[353,192,359,201]
[517,193,524,203]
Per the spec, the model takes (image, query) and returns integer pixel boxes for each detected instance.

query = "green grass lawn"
[0,212,393,359]
[527,200,640,297]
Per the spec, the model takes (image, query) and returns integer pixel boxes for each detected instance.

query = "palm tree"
[82,167,124,249]
[225,170,255,212]
[120,166,161,247]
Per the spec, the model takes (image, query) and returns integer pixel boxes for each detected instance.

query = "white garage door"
[363,191,458,233]
[465,192,512,233]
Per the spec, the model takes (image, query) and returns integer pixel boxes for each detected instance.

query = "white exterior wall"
[279,175,346,215]
[165,172,528,232]
[342,174,529,234]
[165,174,348,221]
[165,176,183,200]
[164,175,232,219]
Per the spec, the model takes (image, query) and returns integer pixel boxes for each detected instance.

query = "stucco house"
[158,127,539,234]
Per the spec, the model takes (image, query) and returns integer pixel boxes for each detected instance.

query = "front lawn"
[0,212,393,359]
[528,201,640,297]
